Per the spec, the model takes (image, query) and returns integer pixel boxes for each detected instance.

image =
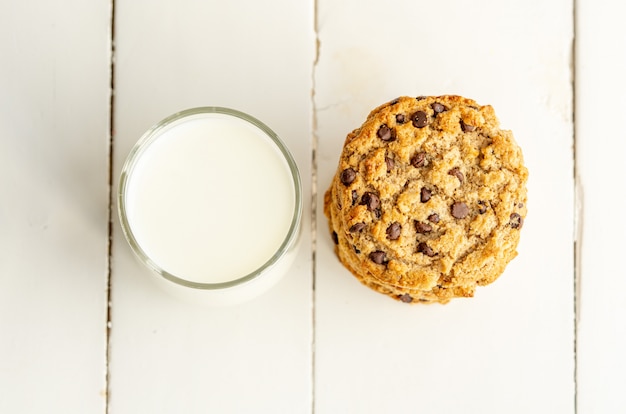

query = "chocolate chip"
[349,222,366,233]
[427,213,440,223]
[374,208,382,219]
[390,98,399,105]
[460,120,476,132]
[369,250,386,264]
[386,222,401,240]
[510,213,523,229]
[395,114,405,124]
[451,202,469,219]
[518,202,524,208]
[351,190,358,205]
[431,102,446,113]
[478,200,487,214]
[385,157,395,172]
[399,294,413,303]
[417,242,436,257]
[411,152,426,167]
[411,111,428,128]
[332,231,338,245]
[414,221,432,234]
[448,167,464,184]
[377,124,395,141]
[340,168,356,186]
[354,246,361,254]
[420,187,432,203]
[361,192,380,211]
[416,96,426,101]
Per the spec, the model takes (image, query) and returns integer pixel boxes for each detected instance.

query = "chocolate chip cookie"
[324,96,528,304]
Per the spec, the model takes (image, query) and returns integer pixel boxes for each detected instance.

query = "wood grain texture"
[314,0,575,412]
[0,1,111,412]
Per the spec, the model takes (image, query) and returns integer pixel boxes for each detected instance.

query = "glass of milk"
[118,107,302,305]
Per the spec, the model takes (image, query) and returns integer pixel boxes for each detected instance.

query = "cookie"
[324,96,527,304]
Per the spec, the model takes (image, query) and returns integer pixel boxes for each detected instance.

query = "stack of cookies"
[324,95,528,304]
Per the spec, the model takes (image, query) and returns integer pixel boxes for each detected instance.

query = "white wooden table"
[1,0,624,412]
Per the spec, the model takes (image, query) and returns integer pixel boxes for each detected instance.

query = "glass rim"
[117,106,302,290]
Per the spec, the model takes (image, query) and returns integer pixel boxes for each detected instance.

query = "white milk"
[119,109,301,304]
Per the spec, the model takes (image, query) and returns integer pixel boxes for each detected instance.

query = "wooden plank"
[0,1,111,412]
[109,0,315,412]
[314,0,575,412]
[576,0,626,411]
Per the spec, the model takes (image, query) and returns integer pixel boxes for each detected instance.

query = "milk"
[119,109,301,304]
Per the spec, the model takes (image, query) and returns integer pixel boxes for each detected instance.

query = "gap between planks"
[105,0,116,412]
[572,0,580,413]
[310,0,321,412]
